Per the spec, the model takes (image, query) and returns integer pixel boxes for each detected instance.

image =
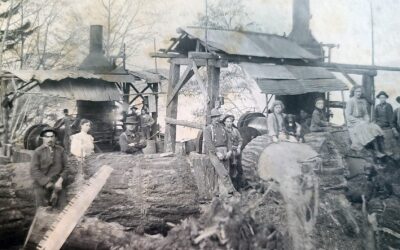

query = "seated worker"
[310,98,331,132]
[374,91,393,129]
[267,100,300,143]
[345,86,385,157]
[374,91,396,156]
[221,114,243,189]
[119,115,146,154]
[30,127,68,209]
[203,108,237,196]
[140,108,155,139]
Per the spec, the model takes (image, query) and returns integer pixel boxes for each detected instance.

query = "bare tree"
[94,0,159,66]
[196,0,256,30]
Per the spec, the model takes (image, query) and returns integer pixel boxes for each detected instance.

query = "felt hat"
[40,127,57,137]
[221,114,235,122]
[209,108,222,118]
[130,105,138,110]
[124,115,140,124]
[396,96,400,104]
[376,91,389,98]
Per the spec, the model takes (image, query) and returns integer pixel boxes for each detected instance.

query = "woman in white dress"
[345,86,385,157]
[70,119,94,159]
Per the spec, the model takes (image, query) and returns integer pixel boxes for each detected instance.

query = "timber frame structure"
[153,26,400,153]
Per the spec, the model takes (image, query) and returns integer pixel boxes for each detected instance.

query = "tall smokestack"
[288,0,323,58]
[79,25,114,73]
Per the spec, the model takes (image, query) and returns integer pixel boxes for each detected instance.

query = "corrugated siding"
[40,79,121,101]
[240,63,348,95]
[182,27,319,60]
[257,79,348,95]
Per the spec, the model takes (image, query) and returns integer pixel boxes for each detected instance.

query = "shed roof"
[240,63,348,95]
[40,79,121,101]
[176,27,320,60]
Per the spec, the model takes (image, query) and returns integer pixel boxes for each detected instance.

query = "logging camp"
[2,0,400,249]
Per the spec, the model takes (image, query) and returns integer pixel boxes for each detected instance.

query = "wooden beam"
[334,64,358,86]
[165,117,204,130]
[206,65,221,124]
[188,52,218,60]
[129,84,150,104]
[167,65,194,106]
[170,58,228,68]
[165,63,180,152]
[327,68,377,76]
[192,61,207,95]
[150,52,186,59]
[315,62,400,72]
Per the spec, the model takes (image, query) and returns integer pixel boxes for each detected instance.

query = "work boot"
[373,139,385,158]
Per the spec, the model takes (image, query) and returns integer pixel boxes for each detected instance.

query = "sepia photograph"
[0,0,400,249]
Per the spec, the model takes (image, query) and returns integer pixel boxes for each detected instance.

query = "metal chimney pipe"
[291,0,311,36]
[89,25,104,54]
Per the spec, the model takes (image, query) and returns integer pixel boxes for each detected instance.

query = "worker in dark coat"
[54,109,74,155]
[140,108,155,139]
[119,115,147,154]
[222,114,243,190]
[374,91,393,129]
[30,127,68,209]
[203,108,237,196]
[374,91,396,156]
[310,98,331,132]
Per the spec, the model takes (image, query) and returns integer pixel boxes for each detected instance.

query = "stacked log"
[0,152,200,249]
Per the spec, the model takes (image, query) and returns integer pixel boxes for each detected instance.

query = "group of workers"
[29,85,400,207]
[30,107,154,209]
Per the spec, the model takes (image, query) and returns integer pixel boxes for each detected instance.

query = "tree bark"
[0,153,200,249]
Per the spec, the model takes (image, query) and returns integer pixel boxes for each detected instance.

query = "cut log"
[0,152,200,249]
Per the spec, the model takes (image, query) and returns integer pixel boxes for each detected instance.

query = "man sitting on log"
[203,108,237,197]
[30,127,68,209]
[119,115,147,154]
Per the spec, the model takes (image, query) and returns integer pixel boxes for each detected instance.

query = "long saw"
[36,165,113,250]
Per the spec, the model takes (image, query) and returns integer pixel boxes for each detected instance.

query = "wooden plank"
[167,65,194,106]
[171,58,228,68]
[165,63,180,152]
[316,62,400,72]
[165,117,204,129]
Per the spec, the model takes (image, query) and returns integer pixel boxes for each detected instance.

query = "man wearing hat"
[119,115,147,154]
[374,91,393,129]
[30,127,68,209]
[221,114,243,189]
[203,108,237,196]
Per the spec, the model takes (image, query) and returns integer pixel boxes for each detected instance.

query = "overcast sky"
[76,0,400,103]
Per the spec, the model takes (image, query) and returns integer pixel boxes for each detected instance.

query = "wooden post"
[341,90,347,125]
[165,63,180,152]
[151,82,159,137]
[1,79,9,151]
[362,73,375,121]
[206,65,220,124]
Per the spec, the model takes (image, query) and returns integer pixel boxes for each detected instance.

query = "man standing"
[393,96,400,136]
[203,108,237,196]
[54,109,74,155]
[119,116,147,154]
[140,108,155,139]
[30,127,68,209]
